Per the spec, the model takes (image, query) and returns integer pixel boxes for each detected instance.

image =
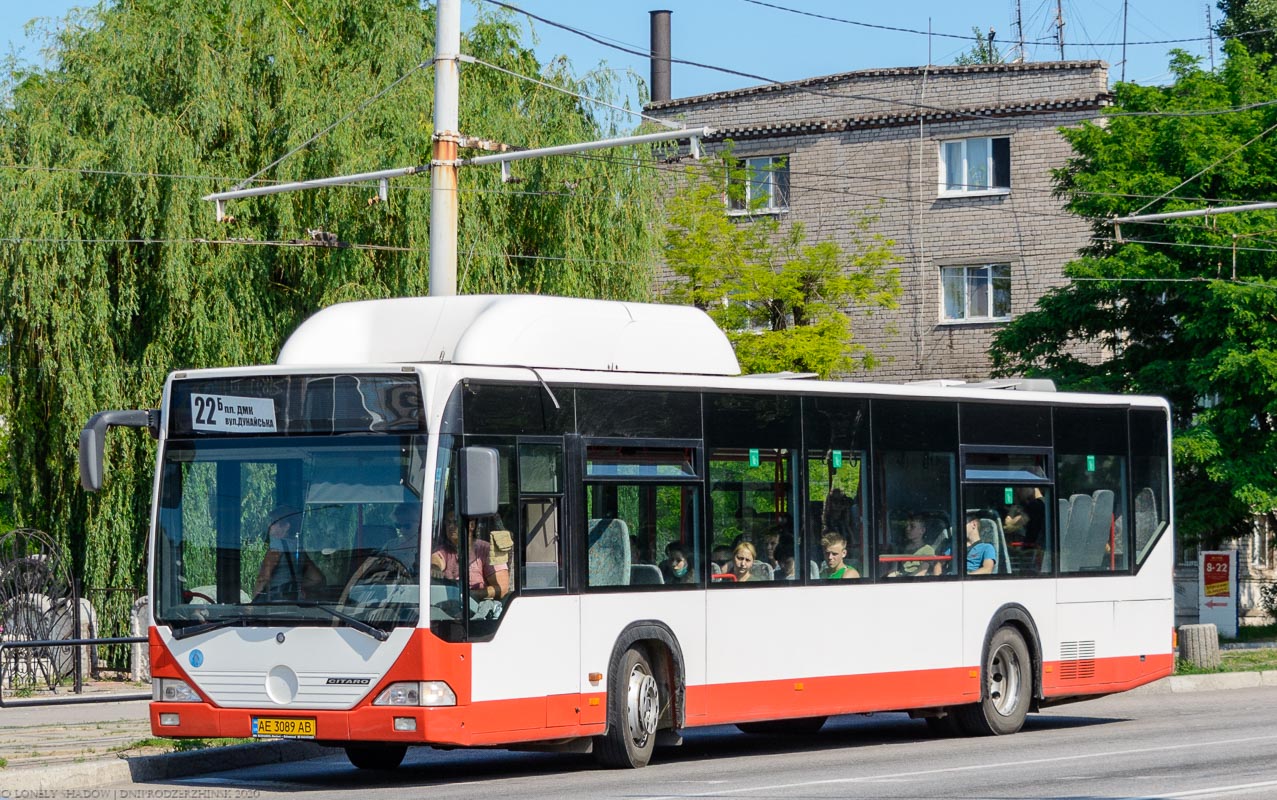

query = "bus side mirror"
[79,409,160,492]
[460,446,499,517]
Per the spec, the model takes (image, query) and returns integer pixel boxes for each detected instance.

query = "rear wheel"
[957,626,1032,736]
[594,647,660,768]
[737,716,827,735]
[344,744,407,770]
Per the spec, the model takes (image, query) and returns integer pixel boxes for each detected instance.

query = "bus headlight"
[155,678,201,703]
[373,681,456,707]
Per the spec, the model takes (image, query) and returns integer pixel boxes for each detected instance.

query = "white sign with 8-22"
[190,393,277,433]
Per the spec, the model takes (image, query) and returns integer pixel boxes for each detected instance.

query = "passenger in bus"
[659,544,695,584]
[966,513,998,575]
[710,544,733,574]
[772,538,797,580]
[730,541,758,582]
[252,505,325,601]
[887,515,936,577]
[1004,486,1045,548]
[761,529,782,567]
[819,532,860,579]
[430,511,509,601]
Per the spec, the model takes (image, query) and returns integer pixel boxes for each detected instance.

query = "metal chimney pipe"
[650,10,671,103]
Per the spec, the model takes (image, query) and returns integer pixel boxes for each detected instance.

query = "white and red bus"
[81,295,1174,770]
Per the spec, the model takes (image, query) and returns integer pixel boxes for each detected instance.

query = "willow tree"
[0,0,660,636]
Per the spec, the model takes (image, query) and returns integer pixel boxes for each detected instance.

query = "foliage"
[1216,0,1277,61]
[0,373,12,532]
[988,43,1277,546]
[954,26,1004,66]
[662,152,901,378]
[0,1,660,633]
[1261,583,1277,623]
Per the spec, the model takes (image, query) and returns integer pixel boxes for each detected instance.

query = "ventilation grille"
[1059,640,1097,680]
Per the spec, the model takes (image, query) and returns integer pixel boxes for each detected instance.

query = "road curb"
[0,740,329,791]
[1127,669,1277,695]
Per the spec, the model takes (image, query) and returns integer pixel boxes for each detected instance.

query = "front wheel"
[344,744,407,770]
[594,647,660,768]
[957,626,1032,736]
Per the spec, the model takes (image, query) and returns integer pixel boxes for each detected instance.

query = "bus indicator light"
[749,449,760,468]
[831,450,842,469]
[1004,487,1013,504]
[1087,455,1096,472]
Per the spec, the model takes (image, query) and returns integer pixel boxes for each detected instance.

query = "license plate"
[252,716,316,738]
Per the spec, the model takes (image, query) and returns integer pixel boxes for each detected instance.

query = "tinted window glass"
[960,402,1051,447]
[1054,406,1130,574]
[577,389,700,439]
[1130,408,1170,568]
[704,393,800,448]
[873,400,958,452]
[463,383,573,436]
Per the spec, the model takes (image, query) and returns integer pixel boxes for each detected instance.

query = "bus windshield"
[154,434,427,635]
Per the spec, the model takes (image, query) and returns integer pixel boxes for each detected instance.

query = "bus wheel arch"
[594,622,685,768]
[981,603,1044,707]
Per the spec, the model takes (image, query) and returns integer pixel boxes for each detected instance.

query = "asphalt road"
[163,687,1277,799]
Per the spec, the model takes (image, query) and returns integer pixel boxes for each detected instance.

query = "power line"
[463,54,677,129]
[742,0,1276,48]
[483,0,1002,125]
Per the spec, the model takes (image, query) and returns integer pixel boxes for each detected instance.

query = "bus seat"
[809,560,820,579]
[749,561,774,581]
[587,517,631,587]
[1134,486,1159,559]
[630,564,664,585]
[1060,493,1093,572]
[524,561,560,589]
[1086,489,1115,568]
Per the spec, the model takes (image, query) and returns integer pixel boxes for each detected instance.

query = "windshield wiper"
[312,603,390,642]
[171,618,248,640]
[252,600,390,642]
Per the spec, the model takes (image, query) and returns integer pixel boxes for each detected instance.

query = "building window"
[940,137,1010,196]
[941,264,1011,322]
[728,155,789,213]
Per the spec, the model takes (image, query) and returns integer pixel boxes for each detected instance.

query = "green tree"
[1216,0,1277,61]
[954,27,1004,66]
[663,153,901,378]
[0,0,660,637]
[989,43,1277,546]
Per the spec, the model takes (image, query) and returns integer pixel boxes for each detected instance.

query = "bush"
[1261,582,1277,624]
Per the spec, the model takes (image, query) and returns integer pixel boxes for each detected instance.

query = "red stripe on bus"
[149,628,1172,746]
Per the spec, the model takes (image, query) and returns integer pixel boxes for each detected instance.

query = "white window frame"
[940,263,1012,323]
[938,136,1010,198]
[727,155,789,215]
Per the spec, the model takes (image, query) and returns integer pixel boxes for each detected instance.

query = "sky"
[1,1,1229,108]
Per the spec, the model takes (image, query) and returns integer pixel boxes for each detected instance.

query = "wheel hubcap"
[988,642,1022,716]
[625,663,660,747]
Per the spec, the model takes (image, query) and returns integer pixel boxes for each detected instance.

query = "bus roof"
[277,295,741,376]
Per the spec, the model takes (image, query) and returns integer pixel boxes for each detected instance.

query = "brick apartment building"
[646,60,1110,382]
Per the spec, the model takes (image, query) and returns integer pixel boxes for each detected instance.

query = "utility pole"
[1206,4,1216,72]
[1056,0,1066,60]
[1014,0,1025,63]
[430,0,461,296]
[1121,0,1128,82]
